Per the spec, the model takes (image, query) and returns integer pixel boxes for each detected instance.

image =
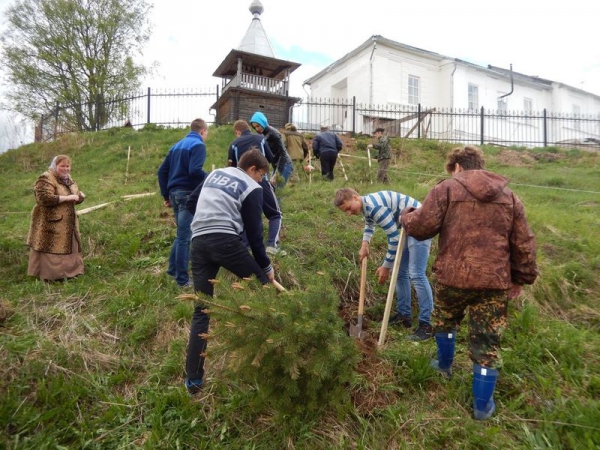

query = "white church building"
[301,35,600,146]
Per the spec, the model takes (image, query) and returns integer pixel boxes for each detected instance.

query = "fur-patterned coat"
[27,170,84,254]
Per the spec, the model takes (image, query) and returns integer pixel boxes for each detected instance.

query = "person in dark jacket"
[312,126,343,180]
[401,145,538,420]
[249,111,293,190]
[227,120,286,256]
[183,149,275,395]
[157,118,208,287]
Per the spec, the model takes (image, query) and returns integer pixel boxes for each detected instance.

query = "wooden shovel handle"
[378,229,406,348]
[357,257,368,316]
[272,279,287,292]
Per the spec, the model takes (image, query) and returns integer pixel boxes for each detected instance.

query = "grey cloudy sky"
[1,0,599,151]
[144,0,600,97]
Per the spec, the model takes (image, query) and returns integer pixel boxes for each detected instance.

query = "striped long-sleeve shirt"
[362,191,421,269]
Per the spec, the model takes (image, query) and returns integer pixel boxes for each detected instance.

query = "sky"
[1,0,600,151]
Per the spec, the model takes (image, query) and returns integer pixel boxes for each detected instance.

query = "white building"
[302,35,600,146]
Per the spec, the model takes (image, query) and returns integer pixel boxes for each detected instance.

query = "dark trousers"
[320,151,338,180]
[186,234,267,380]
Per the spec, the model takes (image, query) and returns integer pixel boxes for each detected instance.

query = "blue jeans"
[274,161,294,190]
[396,236,434,324]
[168,190,193,286]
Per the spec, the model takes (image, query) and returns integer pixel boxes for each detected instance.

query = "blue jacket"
[157,131,207,200]
[312,130,343,157]
[227,130,274,166]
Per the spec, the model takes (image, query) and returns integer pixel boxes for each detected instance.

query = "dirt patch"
[496,150,536,167]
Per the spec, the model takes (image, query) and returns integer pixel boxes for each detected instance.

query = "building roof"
[237,0,275,58]
[212,49,300,80]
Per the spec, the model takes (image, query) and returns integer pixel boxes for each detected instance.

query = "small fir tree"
[189,277,360,419]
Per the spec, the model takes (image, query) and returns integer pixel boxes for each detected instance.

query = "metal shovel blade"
[349,258,368,341]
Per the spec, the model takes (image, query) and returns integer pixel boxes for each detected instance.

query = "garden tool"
[338,157,349,181]
[378,228,407,348]
[349,257,368,340]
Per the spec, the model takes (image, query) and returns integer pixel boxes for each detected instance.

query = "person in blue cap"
[249,111,294,191]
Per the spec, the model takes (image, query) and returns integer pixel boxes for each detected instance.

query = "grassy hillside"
[0,125,599,449]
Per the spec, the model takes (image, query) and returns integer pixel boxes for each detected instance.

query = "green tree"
[0,0,151,131]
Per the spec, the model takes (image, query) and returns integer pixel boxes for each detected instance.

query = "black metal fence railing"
[37,87,220,142]
[291,98,600,149]
[36,89,600,149]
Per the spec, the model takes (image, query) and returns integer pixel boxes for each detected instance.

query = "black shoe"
[389,313,412,328]
[407,322,433,341]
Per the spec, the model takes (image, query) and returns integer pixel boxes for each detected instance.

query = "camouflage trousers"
[377,158,390,184]
[432,284,508,369]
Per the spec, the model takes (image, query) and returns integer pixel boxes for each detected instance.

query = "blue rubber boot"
[473,363,499,420]
[430,331,456,379]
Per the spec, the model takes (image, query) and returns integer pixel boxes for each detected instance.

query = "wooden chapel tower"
[212,0,301,128]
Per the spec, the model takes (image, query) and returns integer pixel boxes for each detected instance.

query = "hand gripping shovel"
[349,257,368,340]
[378,228,407,348]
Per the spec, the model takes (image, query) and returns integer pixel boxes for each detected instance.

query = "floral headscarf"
[49,156,74,186]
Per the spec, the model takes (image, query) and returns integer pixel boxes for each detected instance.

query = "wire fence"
[36,90,600,150]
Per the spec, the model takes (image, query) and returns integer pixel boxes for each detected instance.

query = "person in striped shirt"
[334,188,434,341]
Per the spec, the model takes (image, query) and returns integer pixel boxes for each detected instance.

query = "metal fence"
[37,90,600,149]
[291,98,600,149]
[37,87,219,141]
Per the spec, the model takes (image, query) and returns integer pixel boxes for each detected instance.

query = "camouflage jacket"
[373,135,391,160]
[401,170,538,290]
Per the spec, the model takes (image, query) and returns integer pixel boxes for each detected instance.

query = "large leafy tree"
[0,0,151,131]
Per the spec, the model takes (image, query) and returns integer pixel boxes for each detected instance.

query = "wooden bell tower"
[212,0,301,128]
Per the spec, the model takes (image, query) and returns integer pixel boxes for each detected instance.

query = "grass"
[0,125,599,449]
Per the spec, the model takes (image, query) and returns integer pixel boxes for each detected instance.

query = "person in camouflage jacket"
[401,145,537,420]
[369,128,391,183]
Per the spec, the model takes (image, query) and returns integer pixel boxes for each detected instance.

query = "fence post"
[54,101,60,139]
[417,104,421,139]
[543,108,547,147]
[147,87,151,124]
[215,84,220,126]
[37,115,44,142]
[480,106,484,146]
[352,96,356,135]
[95,94,101,131]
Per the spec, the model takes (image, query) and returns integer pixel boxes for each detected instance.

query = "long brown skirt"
[27,234,84,281]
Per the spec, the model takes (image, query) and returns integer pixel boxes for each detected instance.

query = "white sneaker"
[266,246,287,256]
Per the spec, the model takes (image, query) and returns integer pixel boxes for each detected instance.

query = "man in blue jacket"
[157,118,208,287]
[312,126,343,180]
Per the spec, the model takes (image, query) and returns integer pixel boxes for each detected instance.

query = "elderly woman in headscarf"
[27,155,86,281]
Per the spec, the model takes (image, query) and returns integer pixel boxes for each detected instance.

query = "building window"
[408,75,420,105]
[468,84,478,110]
[497,93,507,114]
[524,98,533,113]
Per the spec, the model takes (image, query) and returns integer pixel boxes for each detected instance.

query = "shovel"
[349,257,368,340]
[378,228,407,348]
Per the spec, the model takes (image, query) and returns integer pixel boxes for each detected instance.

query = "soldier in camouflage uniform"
[368,128,391,184]
[401,145,537,420]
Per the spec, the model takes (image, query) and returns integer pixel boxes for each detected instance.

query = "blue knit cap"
[250,111,268,129]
